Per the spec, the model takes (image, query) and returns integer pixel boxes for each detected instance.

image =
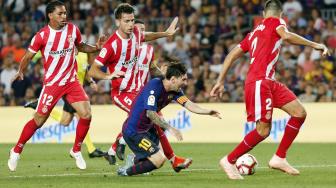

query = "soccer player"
[7,0,119,171]
[23,51,106,158]
[210,0,330,180]
[117,63,221,176]
[88,3,193,171]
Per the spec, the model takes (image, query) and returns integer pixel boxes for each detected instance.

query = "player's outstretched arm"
[184,101,222,119]
[88,63,125,80]
[77,35,107,54]
[210,46,245,98]
[12,51,35,82]
[276,27,330,56]
[144,17,179,42]
[146,110,183,141]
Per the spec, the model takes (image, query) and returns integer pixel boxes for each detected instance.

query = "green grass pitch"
[0,143,335,188]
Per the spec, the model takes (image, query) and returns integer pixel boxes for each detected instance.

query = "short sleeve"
[28,33,43,54]
[143,80,162,111]
[275,18,287,31]
[74,25,83,46]
[238,34,250,53]
[173,90,189,106]
[94,43,114,66]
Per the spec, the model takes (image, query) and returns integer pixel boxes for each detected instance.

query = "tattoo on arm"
[146,110,170,130]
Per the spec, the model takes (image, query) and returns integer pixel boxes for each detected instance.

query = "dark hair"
[114,3,135,19]
[165,63,187,80]
[264,0,282,12]
[46,0,65,23]
[135,19,145,25]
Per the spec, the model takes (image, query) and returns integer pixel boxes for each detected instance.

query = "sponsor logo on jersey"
[122,56,138,66]
[49,47,73,57]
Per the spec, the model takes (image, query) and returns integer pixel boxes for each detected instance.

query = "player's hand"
[315,43,330,57]
[11,71,24,82]
[108,71,125,80]
[168,126,183,141]
[209,110,222,119]
[96,35,107,50]
[165,17,179,36]
[210,82,225,99]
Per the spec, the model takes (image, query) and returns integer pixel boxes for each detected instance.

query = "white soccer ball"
[235,153,258,175]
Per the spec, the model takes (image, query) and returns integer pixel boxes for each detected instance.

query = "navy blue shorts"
[123,128,160,160]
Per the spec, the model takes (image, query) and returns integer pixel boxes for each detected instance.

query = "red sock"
[228,129,265,164]
[155,125,175,160]
[14,119,39,153]
[112,132,123,151]
[73,118,91,152]
[276,116,305,158]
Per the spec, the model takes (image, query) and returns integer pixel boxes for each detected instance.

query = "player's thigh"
[245,80,274,123]
[272,82,305,117]
[36,85,64,116]
[64,81,91,119]
[123,131,160,161]
[112,92,137,113]
[280,99,307,118]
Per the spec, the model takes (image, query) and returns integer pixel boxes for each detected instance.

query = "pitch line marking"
[4,164,336,179]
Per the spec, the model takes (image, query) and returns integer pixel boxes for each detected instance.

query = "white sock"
[108,147,116,155]
[119,137,126,145]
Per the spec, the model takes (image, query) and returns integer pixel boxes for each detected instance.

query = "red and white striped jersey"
[95,26,144,94]
[135,43,154,92]
[239,17,286,84]
[28,23,82,86]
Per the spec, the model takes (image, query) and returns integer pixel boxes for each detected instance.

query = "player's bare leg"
[270,99,306,175]
[8,112,48,171]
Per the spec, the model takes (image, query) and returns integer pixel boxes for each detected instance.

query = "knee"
[33,113,48,127]
[256,122,271,137]
[294,107,307,119]
[78,110,92,119]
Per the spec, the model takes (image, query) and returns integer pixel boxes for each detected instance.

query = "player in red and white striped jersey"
[89,4,192,171]
[211,0,330,180]
[8,0,111,171]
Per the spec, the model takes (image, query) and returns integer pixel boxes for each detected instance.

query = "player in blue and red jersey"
[117,63,221,176]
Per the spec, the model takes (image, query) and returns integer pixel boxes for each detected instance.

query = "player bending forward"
[117,63,221,176]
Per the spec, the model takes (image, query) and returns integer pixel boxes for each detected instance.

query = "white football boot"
[8,148,20,172]
[70,149,87,170]
[269,154,300,175]
[219,156,244,180]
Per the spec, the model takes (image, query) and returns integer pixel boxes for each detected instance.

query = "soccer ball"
[235,154,258,175]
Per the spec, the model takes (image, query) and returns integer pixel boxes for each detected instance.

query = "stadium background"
[0,0,336,106]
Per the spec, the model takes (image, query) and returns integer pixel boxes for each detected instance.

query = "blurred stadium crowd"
[0,0,336,106]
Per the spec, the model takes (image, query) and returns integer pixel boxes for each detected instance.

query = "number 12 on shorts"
[42,94,53,106]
